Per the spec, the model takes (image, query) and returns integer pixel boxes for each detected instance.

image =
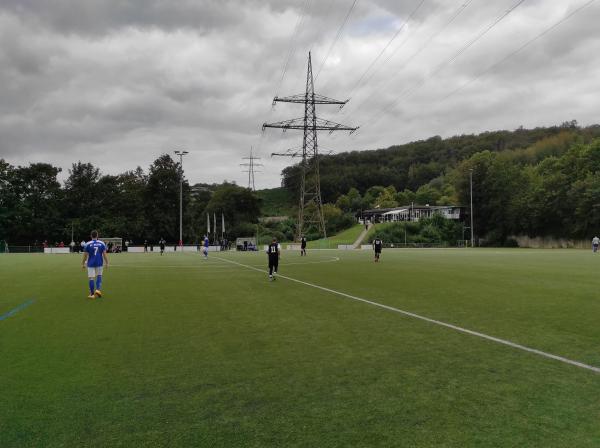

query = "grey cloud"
[0,0,598,188]
[1,0,252,35]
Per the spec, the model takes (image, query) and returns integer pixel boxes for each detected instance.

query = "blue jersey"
[85,240,106,267]
[204,238,209,248]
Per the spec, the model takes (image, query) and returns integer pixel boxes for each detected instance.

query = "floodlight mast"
[470,168,474,248]
[174,150,189,247]
[263,52,358,240]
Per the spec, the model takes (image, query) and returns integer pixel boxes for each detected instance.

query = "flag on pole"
[214,213,217,239]
[207,213,210,234]
[221,213,225,236]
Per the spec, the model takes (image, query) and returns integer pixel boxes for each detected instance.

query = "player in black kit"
[267,238,280,281]
[300,235,307,256]
[159,238,166,255]
[373,238,383,262]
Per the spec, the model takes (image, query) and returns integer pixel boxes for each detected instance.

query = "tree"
[455,151,525,243]
[395,189,416,206]
[335,187,363,212]
[362,186,385,209]
[0,160,16,240]
[63,162,102,239]
[335,193,351,212]
[115,167,148,240]
[189,186,213,241]
[10,163,63,243]
[415,184,441,205]
[144,154,190,242]
[204,183,261,239]
[374,186,398,208]
[347,187,363,212]
[280,124,600,207]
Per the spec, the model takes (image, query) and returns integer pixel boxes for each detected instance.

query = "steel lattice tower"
[263,52,358,240]
[240,147,262,191]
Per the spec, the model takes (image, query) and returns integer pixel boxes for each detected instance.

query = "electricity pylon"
[263,51,358,240]
[240,147,262,191]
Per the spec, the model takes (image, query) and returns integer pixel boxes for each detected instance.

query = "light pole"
[174,150,189,247]
[469,168,474,248]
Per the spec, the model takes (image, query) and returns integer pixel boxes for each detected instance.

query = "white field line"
[215,256,600,374]
[110,257,340,269]
[110,264,234,268]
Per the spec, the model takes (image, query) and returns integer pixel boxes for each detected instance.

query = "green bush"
[370,216,462,245]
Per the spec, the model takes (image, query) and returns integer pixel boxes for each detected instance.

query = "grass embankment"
[306,224,366,248]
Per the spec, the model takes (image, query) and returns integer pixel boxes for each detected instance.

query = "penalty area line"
[215,257,600,375]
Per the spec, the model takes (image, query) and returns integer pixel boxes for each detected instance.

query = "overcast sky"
[1,0,598,188]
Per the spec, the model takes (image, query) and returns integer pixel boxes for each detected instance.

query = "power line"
[274,0,314,97]
[362,0,527,128]
[344,0,427,103]
[405,0,477,67]
[431,0,527,75]
[255,1,315,171]
[440,0,598,102]
[343,0,475,120]
[314,0,361,81]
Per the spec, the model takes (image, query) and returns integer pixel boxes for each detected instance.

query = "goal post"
[236,237,257,251]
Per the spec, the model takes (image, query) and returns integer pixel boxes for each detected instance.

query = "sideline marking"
[0,299,35,322]
[215,257,600,374]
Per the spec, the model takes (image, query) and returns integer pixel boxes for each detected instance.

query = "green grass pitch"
[2,248,600,447]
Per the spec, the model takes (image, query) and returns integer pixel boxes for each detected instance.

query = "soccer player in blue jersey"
[203,235,209,259]
[81,230,109,299]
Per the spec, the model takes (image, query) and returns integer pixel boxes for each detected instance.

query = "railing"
[307,239,354,249]
[360,242,450,249]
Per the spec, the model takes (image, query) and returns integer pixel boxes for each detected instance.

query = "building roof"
[363,205,463,214]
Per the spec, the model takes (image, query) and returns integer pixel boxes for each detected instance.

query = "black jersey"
[267,243,279,257]
[300,237,307,248]
[374,239,383,252]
